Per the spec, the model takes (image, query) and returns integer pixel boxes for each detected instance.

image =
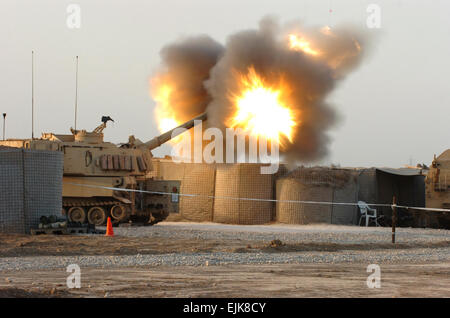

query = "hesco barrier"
[276,178,333,224]
[0,148,63,233]
[158,160,216,222]
[275,168,358,225]
[213,164,273,225]
[181,163,216,222]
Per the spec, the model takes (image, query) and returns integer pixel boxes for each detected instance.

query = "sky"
[0,0,449,168]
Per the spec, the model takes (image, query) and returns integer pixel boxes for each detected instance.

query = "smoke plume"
[151,17,370,163]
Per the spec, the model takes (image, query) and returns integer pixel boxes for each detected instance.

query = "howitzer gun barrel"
[145,112,207,150]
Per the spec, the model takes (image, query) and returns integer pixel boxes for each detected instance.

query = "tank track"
[62,197,168,226]
[63,198,123,226]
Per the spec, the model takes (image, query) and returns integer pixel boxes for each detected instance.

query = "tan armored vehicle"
[425,149,450,228]
[1,113,206,226]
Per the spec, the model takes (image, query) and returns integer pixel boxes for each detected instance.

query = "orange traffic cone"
[105,217,114,237]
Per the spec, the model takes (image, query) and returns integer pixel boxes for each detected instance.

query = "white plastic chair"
[358,201,379,227]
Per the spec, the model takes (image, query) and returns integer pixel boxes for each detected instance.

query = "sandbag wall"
[0,148,63,233]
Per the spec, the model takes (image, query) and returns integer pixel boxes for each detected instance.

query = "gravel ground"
[0,222,448,271]
[1,248,450,271]
[112,222,450,245]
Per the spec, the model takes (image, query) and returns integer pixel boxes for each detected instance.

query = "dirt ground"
[1,233,448,257]
[1,262,449,298]
[0,233,241,257]
[0,226,449,298]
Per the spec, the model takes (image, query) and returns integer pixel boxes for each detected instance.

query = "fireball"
[229,66,296,145]
[288,34,320,56]
[151,77,181,133]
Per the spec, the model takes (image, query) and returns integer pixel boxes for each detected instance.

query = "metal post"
[74,56,79,131]
[21,149,28,233]
[392,196,397,244]
[2,113,5,141]
[131,185,136,216]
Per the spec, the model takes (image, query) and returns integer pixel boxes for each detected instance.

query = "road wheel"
[87,207,107,226]
[110,204,129,222]
[68,207,86,223]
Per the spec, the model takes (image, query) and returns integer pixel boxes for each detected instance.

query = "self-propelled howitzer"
[0,113,207,225]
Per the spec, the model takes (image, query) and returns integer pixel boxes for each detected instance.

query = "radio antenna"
[31,50,35,139]
[74,55,79,131]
